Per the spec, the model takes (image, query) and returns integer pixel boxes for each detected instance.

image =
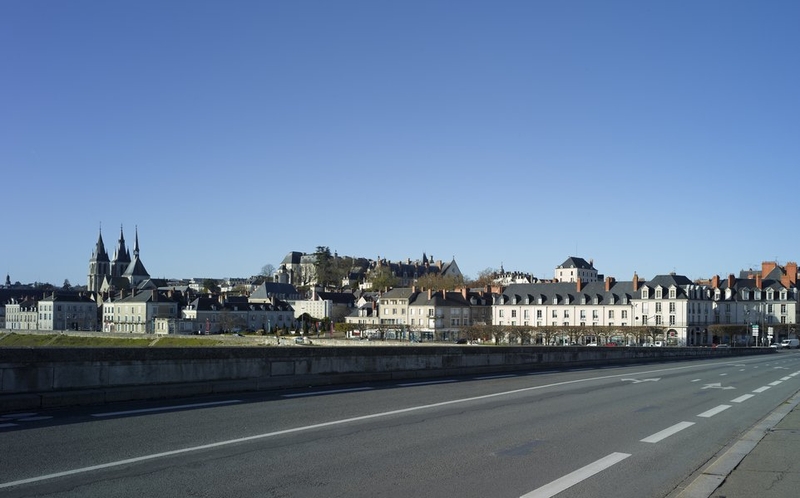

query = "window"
[536,310,542,318]
[669,302,675,313]
[608,310,614,319]
[523,310,529,319]
[592,310,598,319]
[511,310,517,318]
[655,288,662,299]
[669,288,676,299]
[621,310,628,319]
[552,310,557,318]
[656,302,662,313]
[499,310,504,318]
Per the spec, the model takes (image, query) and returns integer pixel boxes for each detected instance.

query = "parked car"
[781,338,799,349]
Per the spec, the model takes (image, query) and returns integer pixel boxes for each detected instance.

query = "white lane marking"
[781,377,792,381]
[641,422,695,443]
[0,362,746,490]
[702,383,735,390]
[92,400,242,418]
[720,373,727,376]
[397,379,457,386]
[0,423,17,429]
[475,374,516,380]
[769,381,783,386]
[282,387,373,398]
[18,416,52,422]
[691,379,701,382]
[753,386,771,393]
[698,405,732,418]
[520,452,631,498]
[731,394,754,403]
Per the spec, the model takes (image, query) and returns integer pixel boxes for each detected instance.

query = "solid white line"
[731,394,754,403]
[92,400,242,418]
[520,452,631,498]
[475,374,516,380]
[641,422,695,443]
[282,387,373,398]
[0,362,735,490]
[698,405,731,418]
[753,386,771,393]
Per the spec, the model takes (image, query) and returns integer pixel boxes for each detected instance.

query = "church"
[87,226,152,294]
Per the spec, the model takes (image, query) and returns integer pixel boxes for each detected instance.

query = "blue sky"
[2,1,798,287]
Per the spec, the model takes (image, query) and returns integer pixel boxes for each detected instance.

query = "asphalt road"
[2,352,799,498]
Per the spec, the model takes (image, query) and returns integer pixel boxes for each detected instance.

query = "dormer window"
[655,288,662,299]
[767,290,774,301]
[741,289,749,300]
[669,288,676,299]
[642,288,649,299]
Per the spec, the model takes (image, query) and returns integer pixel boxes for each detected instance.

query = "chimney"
[605,276,615,292]
[727,274,735,288]
[441,289,446,299]
[427,289,432,300]
[411,285,417,293]
[762,261,778,278]
[711,275,720,289]
[783,262,798,287]
[632,272,639,292]
[461,287,468,300]
[576,279,583,292]
[756,274,763,290]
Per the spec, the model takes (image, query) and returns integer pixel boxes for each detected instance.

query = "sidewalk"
[677,390,800,497]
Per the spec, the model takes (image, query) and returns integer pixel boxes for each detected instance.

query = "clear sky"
[2,1,798,287]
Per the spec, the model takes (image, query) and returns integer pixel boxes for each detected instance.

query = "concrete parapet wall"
[0,346,771,410]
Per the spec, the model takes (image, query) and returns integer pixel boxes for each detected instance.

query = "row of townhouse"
[5,293,99,331]
[344,260,800,346]
[345,286,493,341]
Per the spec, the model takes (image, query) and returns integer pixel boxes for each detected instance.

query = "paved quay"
[676,390,800,498]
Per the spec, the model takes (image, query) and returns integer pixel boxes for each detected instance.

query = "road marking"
[753,386,771,393]
[475,374,516,380]
[0,362,744,490]
[731,394,754,403]
[698,405,731,418]
[0,423,17,429]
[92,400,242,418]
[702,383,735,390]
[17,416,52,422]
[720,373,728,376]
[1,412,37,418]
[691,379,701,382]
[769,381,783,386]
[641,422,695,443]
[781,377,792,381]
[282,387,373,398]
[520,452,631,498]
[621,378,661,384]
[397,379,457,386]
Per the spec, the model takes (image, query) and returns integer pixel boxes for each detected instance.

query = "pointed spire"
[134,225,140,258]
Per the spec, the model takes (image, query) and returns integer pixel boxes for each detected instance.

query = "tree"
[416,273,464,291]
[62,279,72,290]
[468,268,497,288]
[314,246,334,289]
[202,278,220,294]
[261,264,276,278]
[369,266,399,291]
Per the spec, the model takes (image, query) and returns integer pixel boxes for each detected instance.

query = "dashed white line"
[769,381,783,386]
[753,386,771,393]
[520,452,631,498]
[475,374,516,380]
[731,394,754,403]
[641,422,695,443]
[698,405,731,418]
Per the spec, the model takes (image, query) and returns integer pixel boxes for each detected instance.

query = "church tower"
[110,225,131,278]
[88,227,110,293]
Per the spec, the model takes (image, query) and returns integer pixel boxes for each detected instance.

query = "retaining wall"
[0,346,772,410]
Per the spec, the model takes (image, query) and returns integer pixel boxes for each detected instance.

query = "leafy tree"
[62,279,72,290]
[370,266,399,291]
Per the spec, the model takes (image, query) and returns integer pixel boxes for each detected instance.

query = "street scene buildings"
[1,228,798,347]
